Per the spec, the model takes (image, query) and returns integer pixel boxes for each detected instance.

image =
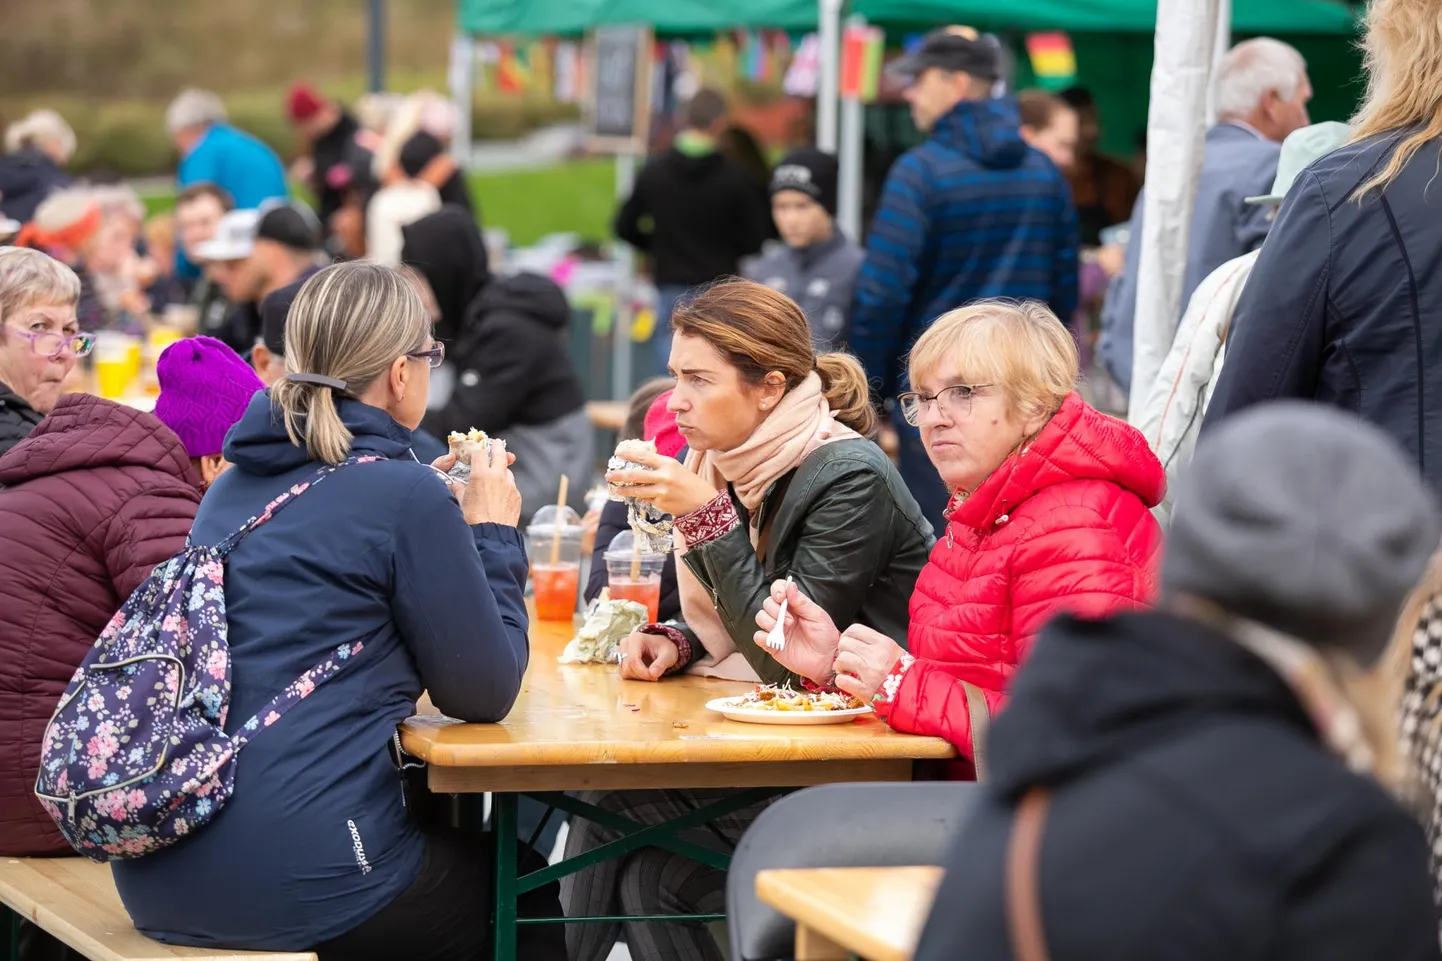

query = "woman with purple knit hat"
[0,333,260,883]
[153,334,264,489]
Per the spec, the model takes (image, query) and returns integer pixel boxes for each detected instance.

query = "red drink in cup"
[604,531,668,624]
[608,575,661,622]
[526,505,585,622]
[531,563,581,621]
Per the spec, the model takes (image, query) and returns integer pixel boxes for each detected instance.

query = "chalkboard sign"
[589,25,654,152]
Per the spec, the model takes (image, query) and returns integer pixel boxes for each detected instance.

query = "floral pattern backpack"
[34,456,379,861]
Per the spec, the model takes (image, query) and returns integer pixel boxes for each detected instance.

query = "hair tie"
[285,372,349,392]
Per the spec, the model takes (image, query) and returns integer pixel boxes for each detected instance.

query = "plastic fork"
[765,576,795,652]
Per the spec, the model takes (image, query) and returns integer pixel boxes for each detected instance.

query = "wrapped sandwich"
[559,596,650,664]
[607,439,673,553]
[446,429,504,484]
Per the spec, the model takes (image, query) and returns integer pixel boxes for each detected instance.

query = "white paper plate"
[705,696,873,725]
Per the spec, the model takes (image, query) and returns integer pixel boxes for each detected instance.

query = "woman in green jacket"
[560,278,932,961]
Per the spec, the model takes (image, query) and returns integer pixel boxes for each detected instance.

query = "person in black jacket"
[1204,0,1442,498]
[915,403,1442,961]
[401,209,590,524]
[284,84,364,233]
[0,110,75,224]
[614,89,772,374]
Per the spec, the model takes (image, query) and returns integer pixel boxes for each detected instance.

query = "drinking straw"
[549,475,570,565]
[630,537,642,580]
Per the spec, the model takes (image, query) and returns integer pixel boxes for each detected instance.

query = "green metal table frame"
[490,787,787,961]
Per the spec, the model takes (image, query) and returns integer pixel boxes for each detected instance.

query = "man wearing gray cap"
[914,402,1442,961]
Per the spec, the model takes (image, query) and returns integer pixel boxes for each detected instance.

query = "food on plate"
[559,595,649,664]
[606,439,673,553]
[445,428,503,483]
[727,683,866,713]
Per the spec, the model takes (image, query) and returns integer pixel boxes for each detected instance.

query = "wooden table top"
[585,400,629,432]
[400,616,955,770]
[756,866,943,961]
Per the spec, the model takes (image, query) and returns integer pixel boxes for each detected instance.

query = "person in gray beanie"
[744,147,863,347]
[911,402,1442,961]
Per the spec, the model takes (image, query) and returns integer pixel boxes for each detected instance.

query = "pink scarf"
[675,373,861,679]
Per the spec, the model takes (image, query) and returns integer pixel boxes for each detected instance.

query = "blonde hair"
[1352,0,1442,198]
[144,213,174,253]
[270,261,431,464]
[4,109,76,163]
[908,300,1078,423]
[672,278,877,437]
[0,246,81,325]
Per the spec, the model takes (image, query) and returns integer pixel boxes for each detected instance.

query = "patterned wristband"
[673,491,740,549]
[639,623,691,675]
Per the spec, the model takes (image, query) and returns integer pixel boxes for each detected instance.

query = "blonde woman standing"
[110,262,563,961]
[1206,0,1442,497]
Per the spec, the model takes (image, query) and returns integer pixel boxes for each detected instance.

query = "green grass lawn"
[139,158,619,249]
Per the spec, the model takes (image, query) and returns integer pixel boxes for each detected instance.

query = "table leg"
[492,792,519,961]
[794,924,850,961]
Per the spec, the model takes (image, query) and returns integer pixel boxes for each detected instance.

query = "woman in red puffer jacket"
[757,301,1165,777]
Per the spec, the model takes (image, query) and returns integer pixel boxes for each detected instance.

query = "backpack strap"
[211,455,383,556]
[230,638,369,751]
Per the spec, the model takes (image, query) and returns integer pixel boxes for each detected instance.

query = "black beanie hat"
[769,147,839,218]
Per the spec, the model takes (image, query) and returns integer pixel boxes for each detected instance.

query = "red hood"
[950,393,1165,530]
[0,393,200,488]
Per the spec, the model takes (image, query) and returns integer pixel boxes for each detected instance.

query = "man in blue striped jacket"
[847,27,1079,532]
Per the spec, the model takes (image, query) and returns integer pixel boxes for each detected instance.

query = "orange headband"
[15,202,102,252]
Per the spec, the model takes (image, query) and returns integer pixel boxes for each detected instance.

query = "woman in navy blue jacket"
[112,262,561,961]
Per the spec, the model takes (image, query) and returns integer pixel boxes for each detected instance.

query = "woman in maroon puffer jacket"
[0,337,262,856]
[758,301,1166,777]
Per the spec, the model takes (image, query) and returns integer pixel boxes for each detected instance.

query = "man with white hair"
[1097,38,1312,405]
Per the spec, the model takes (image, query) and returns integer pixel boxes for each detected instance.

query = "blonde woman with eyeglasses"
[1207,0,1442,497]
[760,300,1166,779]
[110,261,566,961]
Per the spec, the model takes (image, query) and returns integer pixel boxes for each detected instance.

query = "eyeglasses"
[897,383,995,426]
[406,341,446,369]
[4,328,96,359]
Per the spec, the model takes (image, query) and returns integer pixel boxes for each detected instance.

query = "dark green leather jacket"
[679,439,934,684]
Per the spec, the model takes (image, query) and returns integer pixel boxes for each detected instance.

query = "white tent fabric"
[1128,0,1227,419]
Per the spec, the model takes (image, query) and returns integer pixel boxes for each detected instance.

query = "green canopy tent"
[852,0,1357,33]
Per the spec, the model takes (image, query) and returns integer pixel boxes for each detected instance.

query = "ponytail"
[816,352,877,437]
[271,379,354,465]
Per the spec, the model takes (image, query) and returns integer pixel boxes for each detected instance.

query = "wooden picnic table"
[399,610,954,961]
[755,866,943,961]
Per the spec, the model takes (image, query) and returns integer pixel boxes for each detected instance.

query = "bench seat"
[0,858,315,961]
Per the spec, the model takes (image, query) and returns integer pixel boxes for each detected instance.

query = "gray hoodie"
[745,232,864,348]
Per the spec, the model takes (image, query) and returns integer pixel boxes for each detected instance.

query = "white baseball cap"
[194,208,261,262]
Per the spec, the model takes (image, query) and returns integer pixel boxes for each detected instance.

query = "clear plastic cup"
[603,530,666,623]
[93,332,136,400]
[527,505,584,621]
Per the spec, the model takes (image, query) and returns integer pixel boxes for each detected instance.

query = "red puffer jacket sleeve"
[879,513,1153,760]
[102,487,201,602]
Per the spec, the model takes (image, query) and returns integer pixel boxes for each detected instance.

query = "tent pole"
[449,36,476,169]
[1207,0,1233,124]
[817,0,844,151]
[367,0,387,93]
[1128,0,1223,420]
[612,152,638,401]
